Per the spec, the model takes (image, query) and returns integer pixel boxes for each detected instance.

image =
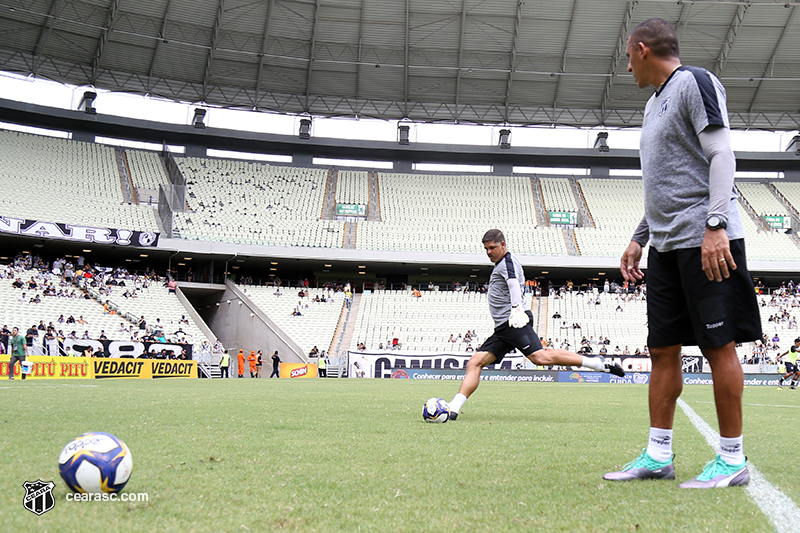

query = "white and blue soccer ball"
[58,432,133,494]
[422,397,450,423]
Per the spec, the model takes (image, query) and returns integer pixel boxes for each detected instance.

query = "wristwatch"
[706,215,727,231]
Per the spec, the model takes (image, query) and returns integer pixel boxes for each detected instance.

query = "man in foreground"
[604,18,761,489]
[447,229,624,420]
[7,327,27,380]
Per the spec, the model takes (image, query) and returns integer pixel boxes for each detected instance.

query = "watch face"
[707,216,720,228]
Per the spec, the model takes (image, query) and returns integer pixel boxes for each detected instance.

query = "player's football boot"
[448,411,458,421]
[603,450,675,481]
[598,355,625,377]
[679,455,749,489]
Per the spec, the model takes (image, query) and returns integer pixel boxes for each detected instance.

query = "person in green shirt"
[318,352,326,378]
[8,327,28,380]
[778,338,800,389]
[219,350,230,378]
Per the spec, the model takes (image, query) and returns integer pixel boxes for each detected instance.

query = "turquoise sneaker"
[679,455,749,489]
[603,449,675,481]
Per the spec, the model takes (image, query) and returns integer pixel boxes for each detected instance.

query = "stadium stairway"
[569,177,595,229]
[367,172,380,221]
[562,229,579,256]
[766,183,800,249]
[331,293,361,359]
[321,169,337,220]
[529,177,548,227]
[114,149,137,204]
[343,223,357,249]
[531,296,549,339]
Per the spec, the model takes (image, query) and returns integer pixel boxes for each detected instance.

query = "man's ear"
[637,41,648,58]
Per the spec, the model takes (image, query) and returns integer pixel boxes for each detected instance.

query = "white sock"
[719,436,745,465]
[645,428,674,462]
[449,393,467,413]
[581,356,604,371]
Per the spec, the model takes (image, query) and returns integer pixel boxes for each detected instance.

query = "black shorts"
[478,311,543,361]
[646,239,762,349]
[785,362,798,374]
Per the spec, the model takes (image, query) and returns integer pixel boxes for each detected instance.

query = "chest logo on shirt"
[658,97,671,117]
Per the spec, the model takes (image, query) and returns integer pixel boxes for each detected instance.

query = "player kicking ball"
[446,229,625,420]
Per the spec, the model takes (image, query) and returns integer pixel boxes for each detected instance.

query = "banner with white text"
[0,217,159,247]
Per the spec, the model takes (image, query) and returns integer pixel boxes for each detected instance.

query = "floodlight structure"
[192,108,207,129]
[498,129,511,149]
[299,118,312,139]
[787,135,800,156]
[398,124,410,145]
[78,91,97,114]
[594,131,609,152]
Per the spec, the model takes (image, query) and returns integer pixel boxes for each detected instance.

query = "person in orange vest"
[248,350,257,378]
[237,349,245,378]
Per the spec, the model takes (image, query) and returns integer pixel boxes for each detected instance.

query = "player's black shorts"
[646,239,762,349]
[785,362,798,374]
[478,310,543,362]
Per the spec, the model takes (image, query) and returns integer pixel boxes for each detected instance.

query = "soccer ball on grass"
[58,432,133,494]
[422,397,450,423]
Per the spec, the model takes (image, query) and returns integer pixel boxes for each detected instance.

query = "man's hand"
[620,241,644,282]
[509,305,530,328]
[701,228,736,282]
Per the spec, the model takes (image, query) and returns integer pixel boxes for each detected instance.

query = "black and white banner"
[348,351,655,379]
[62,338,192,359]
[0,217,159,247]
[348,351,529,379]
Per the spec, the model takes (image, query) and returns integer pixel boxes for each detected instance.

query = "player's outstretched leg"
[528,349,625,376]
[448,351,495,421]
[603,449,675,481]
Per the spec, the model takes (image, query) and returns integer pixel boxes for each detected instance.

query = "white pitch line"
[694,401,800,410]
[677,398,800,533]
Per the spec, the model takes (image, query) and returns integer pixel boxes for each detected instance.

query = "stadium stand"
[0,255,212,358]
[539,177,579,213]
[574,178,800,262]
[335,170,370,206]
[0,269,122,351]
[546,291,648,356]
[108,282,212,346]
[736,182,789,218]
[3,129,798,264]
[172,158,345,247]
[573,178,648,259]
[0,130,159,232]
[757,289,800,364]
[356,173,568,255]
[772,182,800,214]
[351,289,494,353]
[238,285,345,356]
[734,204,800,261]
[125,149,170,195]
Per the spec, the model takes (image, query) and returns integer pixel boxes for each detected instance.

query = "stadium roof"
[0,0,799,130]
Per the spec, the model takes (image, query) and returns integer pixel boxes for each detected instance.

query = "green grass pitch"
[1,378,796,532]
